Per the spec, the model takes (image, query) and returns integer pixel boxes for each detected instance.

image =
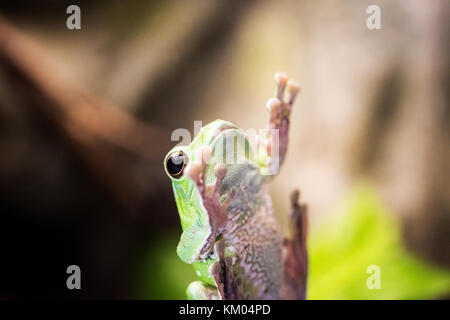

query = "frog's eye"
[166,150,188,178]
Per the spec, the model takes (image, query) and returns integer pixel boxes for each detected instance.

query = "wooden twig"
[282,190,308,300]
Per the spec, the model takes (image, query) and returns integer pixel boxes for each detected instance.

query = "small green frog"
[164,73,307,300]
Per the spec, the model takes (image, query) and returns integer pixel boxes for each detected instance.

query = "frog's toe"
[213,164,227,190]
[214,163,227,179]
[186,281,219,300]
[196,146,212,165]
[286,79,300,106]
[266,97,282,112]
[275,72,288,100]
[266,97,282,124]
[185,146,212,192]
[185,162,202,181]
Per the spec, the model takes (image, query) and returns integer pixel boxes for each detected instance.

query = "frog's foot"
[282,189,308,300]
[209,239,243,300]
[184,147,230,259]
[187,281,220,300]
[257,72,300,176]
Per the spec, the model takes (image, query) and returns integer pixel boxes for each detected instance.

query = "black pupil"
[167,152,185,177]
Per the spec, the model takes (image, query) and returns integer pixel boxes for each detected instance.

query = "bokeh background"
[0,0,448,299]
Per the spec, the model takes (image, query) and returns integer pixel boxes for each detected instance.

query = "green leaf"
[308,184,450,299]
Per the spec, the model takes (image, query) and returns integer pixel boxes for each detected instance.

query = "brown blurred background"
[0,0,448,298]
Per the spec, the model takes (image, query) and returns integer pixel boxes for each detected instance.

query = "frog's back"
[221,163,283,299]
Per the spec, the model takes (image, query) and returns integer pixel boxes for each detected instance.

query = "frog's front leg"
[184,147,229,259]
[187,240,240,300]
[257,72,300,176]
[186,281,220,300]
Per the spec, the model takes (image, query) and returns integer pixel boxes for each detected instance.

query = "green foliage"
[137,233,196,299]
[308,185,450,299]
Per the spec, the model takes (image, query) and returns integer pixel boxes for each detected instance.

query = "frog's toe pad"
[186,281,219,300]
[273,72,300,108]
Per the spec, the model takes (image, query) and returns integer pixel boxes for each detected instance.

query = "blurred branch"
[134,0,257,122]
[0,14,169,210]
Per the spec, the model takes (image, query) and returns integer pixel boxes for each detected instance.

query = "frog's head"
[164,119,254,264]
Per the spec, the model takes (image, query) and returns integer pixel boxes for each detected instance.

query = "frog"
[163,73,308,300]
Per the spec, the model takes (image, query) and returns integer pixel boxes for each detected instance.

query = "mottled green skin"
[164,120,283,299]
